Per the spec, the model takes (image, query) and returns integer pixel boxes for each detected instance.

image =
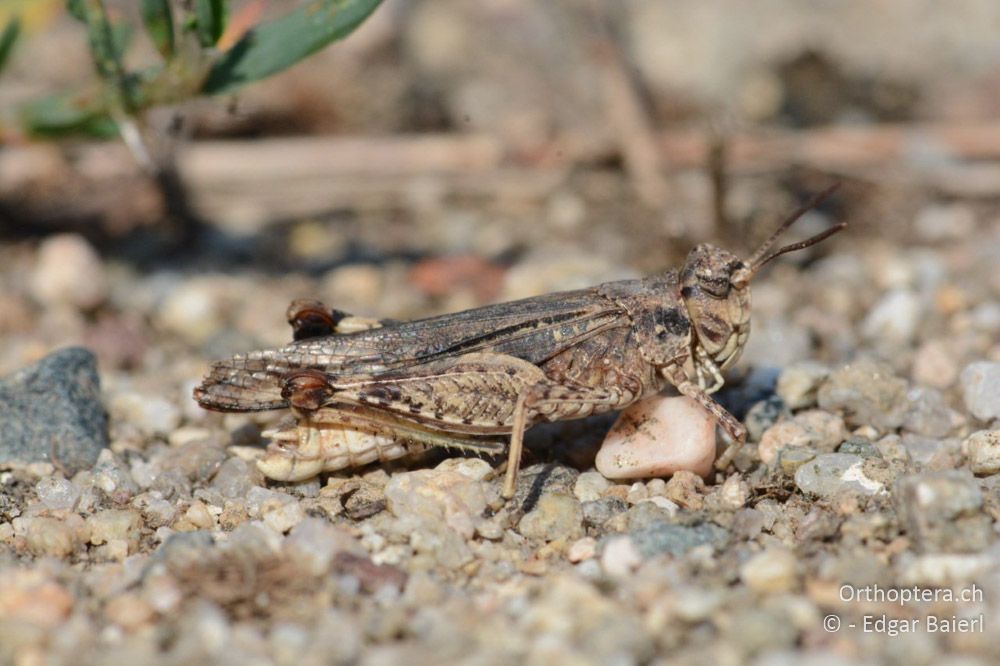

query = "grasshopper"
[195,187,844,498]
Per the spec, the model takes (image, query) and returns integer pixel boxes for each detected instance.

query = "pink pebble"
[595,396,717,480]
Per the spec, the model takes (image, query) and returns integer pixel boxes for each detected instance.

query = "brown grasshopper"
[195,187,844,498]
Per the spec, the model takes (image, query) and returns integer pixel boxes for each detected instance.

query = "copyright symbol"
[823,614,841,632]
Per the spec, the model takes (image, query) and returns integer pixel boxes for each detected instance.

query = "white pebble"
[111,393,181,438]
[861,289,922,344]
[30,234,108,310]
[965,430,1000,475]
[635,496,680,515]
[596,396,716,480]
[434,457,493,481]
[156,280,225,345]
[960,362,1000,421]
[35,477,80,511]
[740,548,799,593]
[898,553,993,587]
[573,471,610,502]
[601,535,642,578]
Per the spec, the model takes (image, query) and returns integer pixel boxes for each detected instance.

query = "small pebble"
[286,518,363,575]
[573,471,610,502]
[211,457,259,499]
[743,395,789,442]
[715,473,749,509]
[794,453,884,498]
[664,470,705,509]
[104,593,155,631]
[901,434,959,469]
[92,449,140,499]
[434,457,493,481]
[899,553,994,587]
[894,470,992,553]
[567,536,597,562]
[758,421,811,466]
[322,264,384,310]
[964,430,1000,475]
[30,234,108,310]
[758,411,846,465]
[673,587,725,622]
[628,521,730,558]
[35,477,80,511]
[626,482,648,503]
[817,359,909,431]
[88,509,142,548]
[912,339,958,389]
[635,496,680,515]
[739,548,798,593]
[902,387,963,437]
[183,501,215,530]
[581,497,628,529]
[384,469,487,540]
[168,427,214,448]
[861,289,922,344]
[261,498,306,534]
[0,571,75,627]
[913,202,976,242]
[601,536,642,578]
[778,447,817,474]
[960,361,1000,421]
[245,486,288,515]
[156,280,226,346]
[837,436,880,459]
[517,493,583,541]
[132,492,176,528]
[775,361,830,409]
[596,396,716,480]
[110,393,182,438]
[874,434,910,464]
[22,516,83,557]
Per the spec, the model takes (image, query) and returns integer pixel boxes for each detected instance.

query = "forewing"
[195,284,631,412]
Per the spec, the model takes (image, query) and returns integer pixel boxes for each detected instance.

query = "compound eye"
[698,275,731,299]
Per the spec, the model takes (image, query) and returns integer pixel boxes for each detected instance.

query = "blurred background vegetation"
[2,0,1000,270]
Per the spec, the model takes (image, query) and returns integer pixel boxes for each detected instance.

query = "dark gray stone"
[0,347,108,473]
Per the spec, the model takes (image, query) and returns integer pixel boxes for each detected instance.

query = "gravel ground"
[1,185,999,665]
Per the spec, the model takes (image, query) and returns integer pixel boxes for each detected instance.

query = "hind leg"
[502,381,637,498]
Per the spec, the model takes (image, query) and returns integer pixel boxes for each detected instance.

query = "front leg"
[663,365,746,443]
[694,346,725,393]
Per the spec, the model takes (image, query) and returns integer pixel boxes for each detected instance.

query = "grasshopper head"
[681,185,846,374]
[680,245,753,372]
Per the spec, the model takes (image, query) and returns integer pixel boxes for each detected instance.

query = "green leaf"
[140,0,174,59]
[193,0,227,47]
[0,17,20,75]
[87,14,132,80]
[66,0,88,23]
[202,0,383,95]
[21,90,118,138]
